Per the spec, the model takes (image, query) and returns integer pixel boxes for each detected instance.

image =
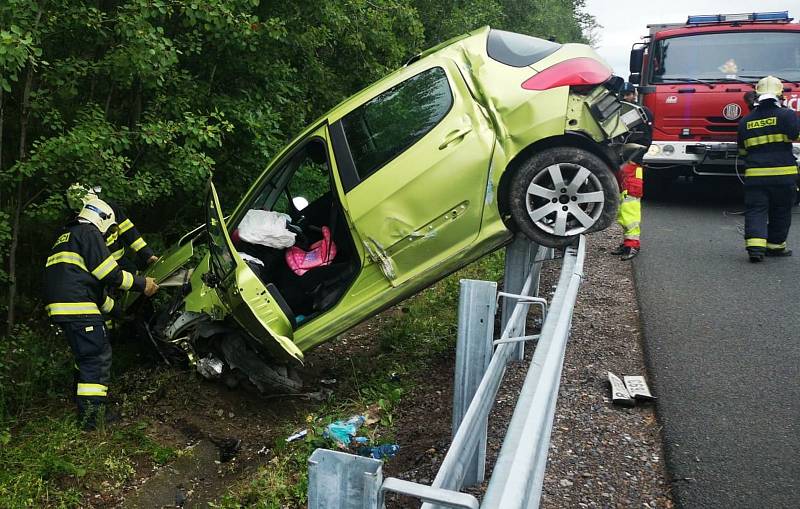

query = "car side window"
[341,66,453,181]
[247,139,330,216]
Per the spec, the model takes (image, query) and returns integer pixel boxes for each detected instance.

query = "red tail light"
[521,57,612,91]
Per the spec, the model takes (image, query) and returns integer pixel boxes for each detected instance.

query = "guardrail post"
[453,279,496,488]
[307,449,383,509]
[502,236,537,361]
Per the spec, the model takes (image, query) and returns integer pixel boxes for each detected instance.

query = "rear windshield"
[487,29,561,67]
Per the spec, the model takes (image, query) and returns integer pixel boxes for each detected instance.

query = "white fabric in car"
[238,252,264,266]
[237,210,296,249]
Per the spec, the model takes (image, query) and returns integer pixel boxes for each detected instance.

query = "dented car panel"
[135,26,643,387]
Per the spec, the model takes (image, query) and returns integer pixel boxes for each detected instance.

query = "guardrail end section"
[307,449,383,509]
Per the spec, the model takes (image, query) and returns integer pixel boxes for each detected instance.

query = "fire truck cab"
[629,11,800,186]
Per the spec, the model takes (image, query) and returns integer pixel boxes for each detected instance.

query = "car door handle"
[438,126,473,150]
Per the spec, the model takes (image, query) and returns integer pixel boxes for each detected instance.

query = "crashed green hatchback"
[132,27,644,391]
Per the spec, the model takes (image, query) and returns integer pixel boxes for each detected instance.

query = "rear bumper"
[644,140,800,166]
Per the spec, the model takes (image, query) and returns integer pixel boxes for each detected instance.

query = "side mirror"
[629,47,644,74]
[292,196,309,211]
[628,73,641,85]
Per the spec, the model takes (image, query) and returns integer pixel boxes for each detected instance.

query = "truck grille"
[705,116,738,133]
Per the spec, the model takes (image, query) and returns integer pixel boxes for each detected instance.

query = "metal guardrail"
[307,234,587,509]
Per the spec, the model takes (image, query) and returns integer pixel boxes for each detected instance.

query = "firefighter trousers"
[617,191,641,249]
[744,183,796,254]
[60,321,111,426]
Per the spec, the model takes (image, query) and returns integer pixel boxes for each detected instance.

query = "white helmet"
[78,198,116,234]
[755,76,783,103]
[66,183,100,211]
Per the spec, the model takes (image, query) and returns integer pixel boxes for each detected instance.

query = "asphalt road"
[633,177,800,508]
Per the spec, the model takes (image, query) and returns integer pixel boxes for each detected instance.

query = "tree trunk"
[104,85,114,118]
[130,79,142,130]
[5,0,45,328]
[6,65,36,328]
[0,90,4,205]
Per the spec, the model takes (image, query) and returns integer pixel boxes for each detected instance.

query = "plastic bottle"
[368,444,400,460]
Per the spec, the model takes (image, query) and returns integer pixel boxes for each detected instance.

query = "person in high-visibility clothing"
[67,184,158,273]
[738,76,800,262]
[45,199,159,429]
[611,83,653,260]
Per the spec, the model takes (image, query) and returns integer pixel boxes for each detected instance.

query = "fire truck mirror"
[629,73,641,85]
[629,47,645,74]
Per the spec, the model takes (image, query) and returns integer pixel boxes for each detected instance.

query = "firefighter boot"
[620,246,639,261]
[748,249,764,263]
[766,248,793,257]
[611,244,625,255]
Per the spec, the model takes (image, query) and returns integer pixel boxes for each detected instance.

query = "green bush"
[0,324,72,422]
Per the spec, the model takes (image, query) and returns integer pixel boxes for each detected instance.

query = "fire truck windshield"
[650,31,800,84]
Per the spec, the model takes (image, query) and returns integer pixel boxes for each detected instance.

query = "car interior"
[230,138,360,327]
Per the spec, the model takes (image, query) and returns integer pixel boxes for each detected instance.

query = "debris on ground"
[324,415,366,448]
[357,444,401,460]
[624,375,655,401]
[608,371,635,406]
[285,429,308,443]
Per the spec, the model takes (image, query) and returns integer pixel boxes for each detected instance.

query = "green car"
[137,27,644,391]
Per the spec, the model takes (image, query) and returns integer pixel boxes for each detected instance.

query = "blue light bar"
[687,14,722,24]
[753,11,789,21]
[687,11,791,24]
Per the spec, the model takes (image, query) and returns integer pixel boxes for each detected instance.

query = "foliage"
[0,324,72,421]
[0,413,177,508]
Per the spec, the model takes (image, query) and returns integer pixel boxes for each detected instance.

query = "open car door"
[206,181,304,364]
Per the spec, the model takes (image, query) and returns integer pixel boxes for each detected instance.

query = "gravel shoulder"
[540,228,673,508]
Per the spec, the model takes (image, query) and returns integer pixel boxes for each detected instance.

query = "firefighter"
[67,184,158,272]
[738,76,800,262]
[611,83,653,260]
[743,90,757,112]
[45,198,159,429]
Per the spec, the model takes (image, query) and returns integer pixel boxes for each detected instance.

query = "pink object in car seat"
[285,226,337,276]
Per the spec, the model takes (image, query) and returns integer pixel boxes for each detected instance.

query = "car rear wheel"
[507,147,618,248]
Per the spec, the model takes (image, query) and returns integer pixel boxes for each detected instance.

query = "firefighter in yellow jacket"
[45,199,159,429]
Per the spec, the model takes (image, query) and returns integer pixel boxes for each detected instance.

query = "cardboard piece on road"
[624,375,655,401]
[608,371,635,406]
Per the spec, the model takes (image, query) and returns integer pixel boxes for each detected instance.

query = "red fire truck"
[628,11,800,189]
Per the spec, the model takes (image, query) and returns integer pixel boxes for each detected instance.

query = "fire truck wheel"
[507,146,618,248]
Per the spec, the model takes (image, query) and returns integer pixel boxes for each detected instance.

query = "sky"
[584,0,796,78]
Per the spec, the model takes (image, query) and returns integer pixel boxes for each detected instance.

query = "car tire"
[507,147,619,248]
[219,334,303,394]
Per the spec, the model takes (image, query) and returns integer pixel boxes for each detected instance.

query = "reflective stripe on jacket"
[104,202,154,268]
[737,101,799,182]
[45,221,146,322]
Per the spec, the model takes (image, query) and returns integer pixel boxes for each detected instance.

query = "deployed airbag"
[238,210,296,248]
